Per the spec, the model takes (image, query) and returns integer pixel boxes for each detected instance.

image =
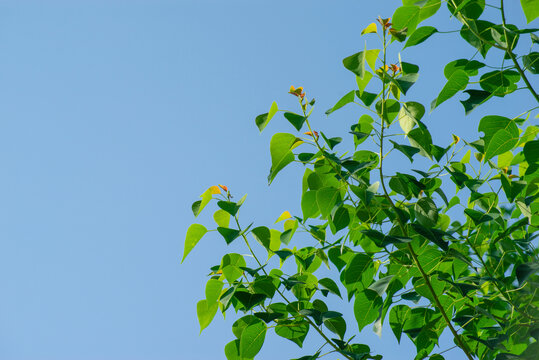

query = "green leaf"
[356,72,373,95]
[232,315,261,338]
[320,132,342,150]
[431,70,469,110]
[318,278,342,298]
[524,140,539,164]
[516,261,539,285]
[255,101,278,132]
[221,253,246,282]
[448,0,485,19]
[251,226,271,250]
[324,316,347,339]
[213,209,231,228]
[197,299,218,333]
[411,224,449,251]
[390,140,420,162]
[398,101,425,134]
[523,52,539,74]
[389,305,411,342]
[368,276,394,296]
[403,0,441,21]
[240,322,267,358]
[480,70,520,97]
[344,253,374,286]
[356,91,377,106]
[206,279,224,304]
[332,206,350,233]
[395,73,420,95]
[478,115,519,150]
[521,0,539,23]
[404,26,437,48]
[343,50,379,78]
[224,340,249,360]
[218,227,241,244]
[181,224,208,263]
[217,201,241,216]
[460,20,495,57]
[316,187,340,219]
[280,229,293,245]
[392,6,421,35]
[234,291,266,311]
[484,129,519,160]
[269,133,298,184]
[460,90,493,115]
[444,59,485,79]
[390,27,408,42]
[490,24,520,50]
[354,289,383,331]
[284,112,307,131]
[464,209,495,225]
[301,191,320,220]
[375,99,400,124]
[415,198,439,228]
[275,320,310,347]
[408,126,433,159]
[326,91,355,115]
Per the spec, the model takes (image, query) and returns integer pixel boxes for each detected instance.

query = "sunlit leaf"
[361,22,377,35]
[520,0,539,23]
[182,224,208,263]
[197,299,218,333]
[404,26,437,48]
[431,70,469,110]
[255,101,279,132]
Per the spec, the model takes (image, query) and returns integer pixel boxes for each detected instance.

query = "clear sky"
[0,1,535,359]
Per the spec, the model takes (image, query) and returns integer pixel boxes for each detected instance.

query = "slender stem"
[500,0,539,102]
[377,28,475,360]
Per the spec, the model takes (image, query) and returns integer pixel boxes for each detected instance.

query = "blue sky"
[0,1,536,359]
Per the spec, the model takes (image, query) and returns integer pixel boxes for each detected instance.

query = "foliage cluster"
[184,1,539,359]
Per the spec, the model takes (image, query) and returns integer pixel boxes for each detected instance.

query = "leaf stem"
[500,0,539,102]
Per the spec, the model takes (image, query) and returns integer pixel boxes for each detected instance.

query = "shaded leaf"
[390,140,420,162]
[516,261,539,285]
[284,112,307,131]
[218,227,241,244]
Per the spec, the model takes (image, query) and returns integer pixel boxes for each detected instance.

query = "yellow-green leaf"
[361,23,377,35]
[197,299,218,333]
[181,224,208,263]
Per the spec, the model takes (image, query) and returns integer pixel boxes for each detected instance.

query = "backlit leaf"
[361,22,377,35]
[182,224,208,263]
[269,133,298,184]
[197,299,218,333]
[255,101,278,132]
[521,0,539,23]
